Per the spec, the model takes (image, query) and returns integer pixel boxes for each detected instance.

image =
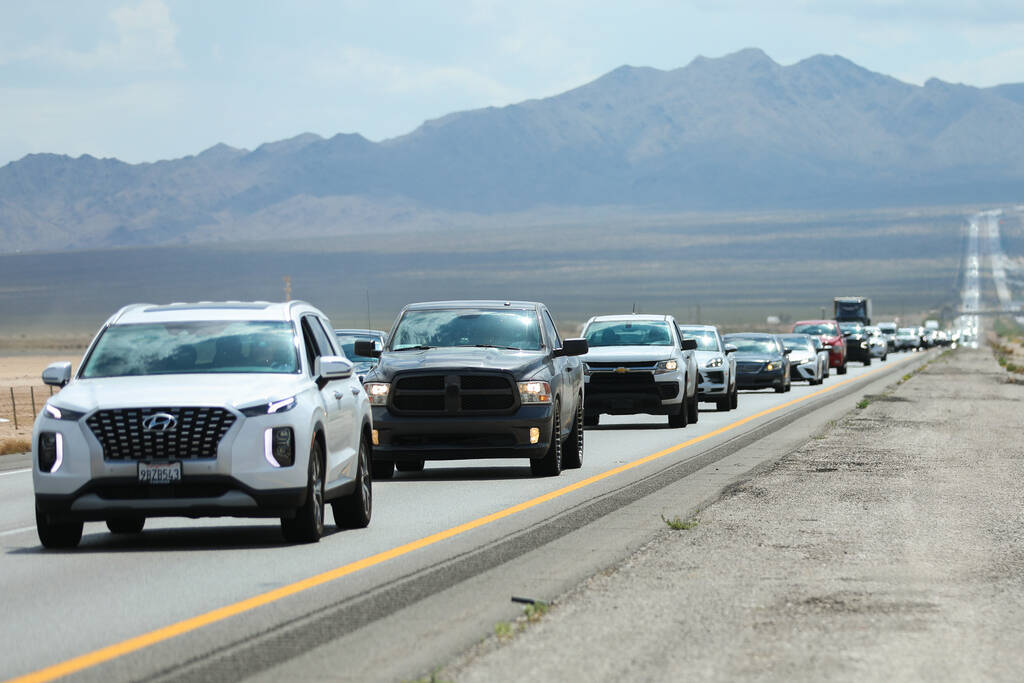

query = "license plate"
[138,461,182,484]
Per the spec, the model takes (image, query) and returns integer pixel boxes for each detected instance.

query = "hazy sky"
[2,0,1023,165]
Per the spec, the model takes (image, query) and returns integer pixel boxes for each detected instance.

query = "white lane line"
[0,468,32,477]
[0,525,35,538]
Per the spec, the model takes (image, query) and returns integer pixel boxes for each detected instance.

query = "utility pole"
[283,276,291,301]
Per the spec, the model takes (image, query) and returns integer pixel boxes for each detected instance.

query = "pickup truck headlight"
[654,360,678,374]
[364,382,390,406]
[240,396,297,416]
[704,357,723,368]
[518,381,552,404]
[43,403,85,421]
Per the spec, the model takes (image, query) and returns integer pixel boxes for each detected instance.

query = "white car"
[32,301,373,548]
[580,314,698,428]
[677,324,737,411]
[780,333,828,385]
[864,326,889,360]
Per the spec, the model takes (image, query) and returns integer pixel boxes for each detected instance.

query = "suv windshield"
[81,321,300,377]
[725,337,779,354]
[793,323,836,336]
[389,308,542,351]
[585,321,674,347]
[678,328,720,352]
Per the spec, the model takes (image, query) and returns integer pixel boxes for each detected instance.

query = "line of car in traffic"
[30,298,916,549]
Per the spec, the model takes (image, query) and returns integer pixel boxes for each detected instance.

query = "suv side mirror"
[680,338,698,351]
[783,348,792,355]
[555,338,589,357]
[353,340,382,358]
[724,344,737,354]
[42,361,72,388]
[316,356,354,381]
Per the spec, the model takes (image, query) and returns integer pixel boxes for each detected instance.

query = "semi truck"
[833,296,871,325]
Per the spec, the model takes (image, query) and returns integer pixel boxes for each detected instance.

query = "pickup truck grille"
[87,407,236,461]
[588,372,656,393]
[391,373,517,415]
[586,361,657,369]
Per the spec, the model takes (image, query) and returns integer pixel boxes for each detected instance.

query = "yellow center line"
[6,355,914,683]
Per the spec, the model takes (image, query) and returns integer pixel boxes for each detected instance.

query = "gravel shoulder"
[442,347,1024,682]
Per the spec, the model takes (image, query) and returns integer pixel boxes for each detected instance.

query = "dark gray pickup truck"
[356,300,588,477]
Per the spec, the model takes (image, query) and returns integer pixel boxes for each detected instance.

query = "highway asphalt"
[0,351,929,683]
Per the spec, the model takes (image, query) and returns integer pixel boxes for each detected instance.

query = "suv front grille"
[87,407,236,461]
[391,373,517,415]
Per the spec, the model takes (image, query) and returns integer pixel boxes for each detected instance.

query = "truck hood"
[582,346,676,364]
[367,347,548,381]
[49,374,310,413]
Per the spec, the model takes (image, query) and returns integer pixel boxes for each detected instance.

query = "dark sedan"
[723,333,791,393]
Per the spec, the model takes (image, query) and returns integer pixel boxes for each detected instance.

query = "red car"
[792,320,847,375]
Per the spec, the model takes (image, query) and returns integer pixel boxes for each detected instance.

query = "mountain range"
[2,48,1023,253]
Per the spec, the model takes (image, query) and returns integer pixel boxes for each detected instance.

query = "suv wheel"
[531,401,563,477]
[395,459,425,473]
[716,396,729,411]
[281,438,325,543]
[668,398,688,428]
[36,503,83,549]
[333,435,372,529]
[562,396,584,469]
[838,362,848,375]
[106,516,145,534]
[687,389,699,423]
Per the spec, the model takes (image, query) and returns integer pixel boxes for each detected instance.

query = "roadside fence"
[1,385,56,431]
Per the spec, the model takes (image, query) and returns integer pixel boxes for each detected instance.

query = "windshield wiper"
[392,345,434,351]
[471,344,522,350]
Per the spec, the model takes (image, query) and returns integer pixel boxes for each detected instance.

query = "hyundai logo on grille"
[143,412,177,432]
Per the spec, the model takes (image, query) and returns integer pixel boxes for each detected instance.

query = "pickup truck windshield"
[585,321,674,347]
[390,309,542,351]
[81,321,300,377]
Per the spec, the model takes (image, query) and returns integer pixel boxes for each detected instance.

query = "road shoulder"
[440,347,1024,682]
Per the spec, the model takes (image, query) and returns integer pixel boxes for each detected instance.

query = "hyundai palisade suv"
[677,324,737,411]
[358,301,588,478]
[580,314,699,427]
[32,301,373,549]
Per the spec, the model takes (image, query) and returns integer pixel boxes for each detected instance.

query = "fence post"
[30,386,37,417]
[9,387,17,430]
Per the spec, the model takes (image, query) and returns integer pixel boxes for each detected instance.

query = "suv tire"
[531,401,563,477]
[333,435,372,529]
[668,398,688,428]
[562,396,584,469]
[838,362,848,375]
[36,504,83,549]
[281,438,325,543]
[583,414,599,427]
[687,389,699,423]
[372,460,395,479]
[730,385,739,409]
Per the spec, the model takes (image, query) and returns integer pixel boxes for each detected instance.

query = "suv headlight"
[765,361,779,371]
[654,360,678,374]
[364,382,390,406]
[704,357,723,368]
[518,381,552,404]
[43,403,85,421]
[240,396,297,416]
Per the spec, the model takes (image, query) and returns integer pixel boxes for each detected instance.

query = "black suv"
[357,301,588,477]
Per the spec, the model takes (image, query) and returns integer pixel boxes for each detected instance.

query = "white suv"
[32,301,373,548]
[580,314,699,428]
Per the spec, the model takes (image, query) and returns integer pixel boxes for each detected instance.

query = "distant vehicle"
[779,334,827,385]
[834,296,872,325]
[33,301,374,548]
[876,322,898,351]
[894,327,922,351]
[792,320,848,375]
[864,326,889,361]
[838,321,872,365]
[581,314,699,427]
[924,319,940,330]
[334,328,387,379]
[359,300,587,478]
[723,333,791,393]
[920,326,937,348]
[678,324,738,411]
